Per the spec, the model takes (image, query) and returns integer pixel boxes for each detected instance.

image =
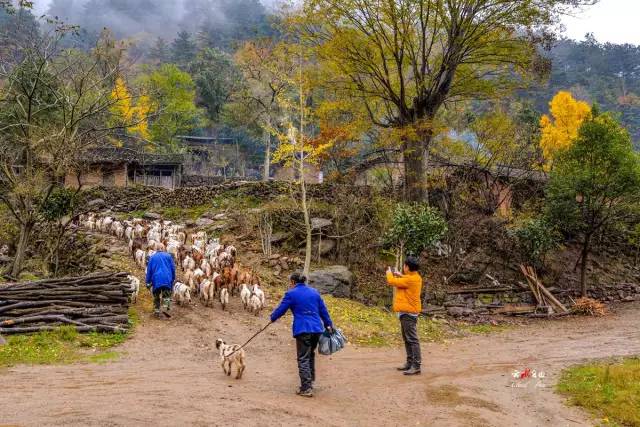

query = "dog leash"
[227,321,272,356]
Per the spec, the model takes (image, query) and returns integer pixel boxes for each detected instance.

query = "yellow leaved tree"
[109,77,152,142]
[539,91,591,167]
[272,45,333,276]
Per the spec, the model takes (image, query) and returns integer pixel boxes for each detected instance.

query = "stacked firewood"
[0,272,133,334]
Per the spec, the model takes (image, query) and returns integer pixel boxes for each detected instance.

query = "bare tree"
[0,27,125,277]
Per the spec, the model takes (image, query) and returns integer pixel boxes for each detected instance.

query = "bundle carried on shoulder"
[318,328,347,356]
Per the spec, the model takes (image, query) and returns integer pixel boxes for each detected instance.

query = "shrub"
[510,217,560,267]
[385,203,448,263]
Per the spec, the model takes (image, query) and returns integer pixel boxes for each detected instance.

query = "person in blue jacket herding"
[145,249,176,318]
[270,271,333,398]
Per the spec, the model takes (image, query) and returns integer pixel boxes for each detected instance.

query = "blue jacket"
[145,251,176,291]
[271,283,333,337]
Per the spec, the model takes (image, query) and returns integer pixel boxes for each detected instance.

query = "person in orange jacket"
[386,256,423,375]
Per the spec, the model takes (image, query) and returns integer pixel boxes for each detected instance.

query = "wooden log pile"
[0,272,133,334]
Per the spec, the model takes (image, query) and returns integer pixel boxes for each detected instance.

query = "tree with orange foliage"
[540,91,591,167]
[311,98,369,181]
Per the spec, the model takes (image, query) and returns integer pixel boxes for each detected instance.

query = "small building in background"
[65,144,183,190]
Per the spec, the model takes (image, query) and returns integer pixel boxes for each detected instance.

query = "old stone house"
[65,145,183,190]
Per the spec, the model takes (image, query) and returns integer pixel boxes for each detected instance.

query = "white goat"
[248,293,263,316]
[173,282,192,305]
[127,275,140,303]
[240,284,251,310]
[182,255,195,272]
[200,279,213,306]
[220,287,229,311]
[134,249,146,268]
[252,284,266,306]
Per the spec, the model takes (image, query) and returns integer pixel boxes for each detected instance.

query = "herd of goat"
[78,213,266,315]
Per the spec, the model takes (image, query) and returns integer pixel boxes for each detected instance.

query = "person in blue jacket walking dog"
[270,271,333,398]
[145,249,176,318]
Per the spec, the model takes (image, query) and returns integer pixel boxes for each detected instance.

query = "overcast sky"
[561,0,640,45]
[31,0,640,45]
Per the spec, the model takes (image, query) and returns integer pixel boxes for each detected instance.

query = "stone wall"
[427,282,640,317]
[80,181,372,213]
[181,175,228,187]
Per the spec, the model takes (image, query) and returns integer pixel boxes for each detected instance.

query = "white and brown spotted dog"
[215,338,246,380]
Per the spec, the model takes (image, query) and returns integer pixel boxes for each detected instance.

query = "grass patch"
[557,357,640,426]
[0,325,129,368]
[161,205,211,221]
[324,296,447,347]
[212,193,261,210]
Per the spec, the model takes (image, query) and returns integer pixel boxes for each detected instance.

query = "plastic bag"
[318,328,347,355]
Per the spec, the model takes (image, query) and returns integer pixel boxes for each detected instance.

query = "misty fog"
[36,0,279,40]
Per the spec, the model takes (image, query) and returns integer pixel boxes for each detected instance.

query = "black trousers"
[296,333,321,391]
[400,314,421,368]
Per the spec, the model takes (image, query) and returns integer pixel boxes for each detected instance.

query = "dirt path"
[2,296,639,427]
[1,235,639,426]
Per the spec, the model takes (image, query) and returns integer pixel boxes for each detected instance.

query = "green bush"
[510,217,560,267]
[385,203,448,258]
[39,187,77,221]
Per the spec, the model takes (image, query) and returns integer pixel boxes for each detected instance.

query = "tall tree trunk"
[580,233,592,297]
[403,126,433,202]
[11,221,33,278]
[263,125,271,181]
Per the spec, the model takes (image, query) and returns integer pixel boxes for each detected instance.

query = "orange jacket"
[386,271,423,314]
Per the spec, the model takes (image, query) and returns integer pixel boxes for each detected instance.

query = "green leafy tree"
[188,47,241,123]
[547,111,640,296]
[385,203,448,269]
[138,64,205,152]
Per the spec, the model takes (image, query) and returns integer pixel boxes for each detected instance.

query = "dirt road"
[2,288,639,427]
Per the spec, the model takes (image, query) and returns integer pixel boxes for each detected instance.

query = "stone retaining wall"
[427,282,640,317]
[181,175,236,187]
[81,181,372,212]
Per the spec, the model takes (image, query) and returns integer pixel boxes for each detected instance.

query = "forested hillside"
[45,0,275,51]
[529,36,640,144]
